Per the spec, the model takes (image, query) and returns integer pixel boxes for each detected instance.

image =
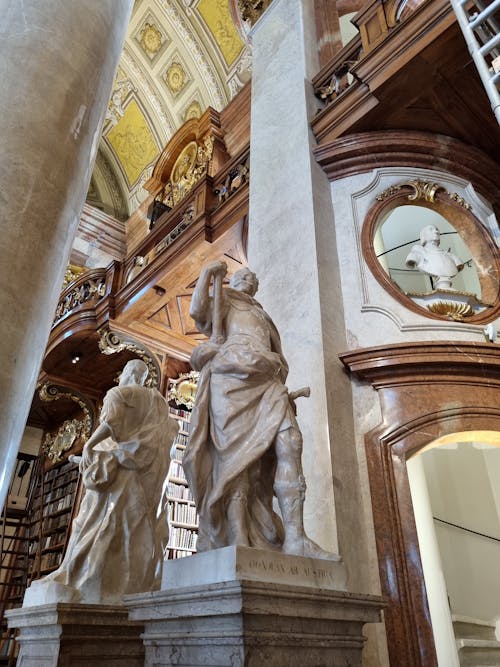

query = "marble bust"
[405,224,464,290]
[183,261,337,560]
[23,359,178,606]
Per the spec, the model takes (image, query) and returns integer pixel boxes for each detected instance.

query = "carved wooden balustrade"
[314,36,364,106]
[53,268,113,327]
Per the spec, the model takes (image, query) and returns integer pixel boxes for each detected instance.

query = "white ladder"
[450,0,500,123]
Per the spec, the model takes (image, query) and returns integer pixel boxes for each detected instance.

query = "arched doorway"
[408,432,500,666]
[341,341,500,666]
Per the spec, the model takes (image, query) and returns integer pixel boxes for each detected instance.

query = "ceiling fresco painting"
[89,0,252,219]
[197,0,245,67]
[106,98,161,187]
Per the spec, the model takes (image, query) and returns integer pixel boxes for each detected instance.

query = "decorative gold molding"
[375,179,473,210]
[237,0,273,25]
[375,184,403,200]
[159,136,214,209]
[54,272,107,323]
[448,192,472,210]
[426,301,474,320]
[39,383,94,462]
[406,179,443,202]
[168,370,199,409]
[97,328,160,388]
[63,265,86,287]
[42,419,86,463]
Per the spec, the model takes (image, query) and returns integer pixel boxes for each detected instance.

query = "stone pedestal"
[125,547,384,666]
[6,603,144,667]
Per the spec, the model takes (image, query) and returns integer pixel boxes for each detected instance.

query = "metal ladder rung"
[491,69,500,84]
[469,0,500,30]
[479,31,500,55]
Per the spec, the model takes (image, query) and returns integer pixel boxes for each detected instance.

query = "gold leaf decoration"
[164,62,187,95]
[376,184,403,201]
[184,100,202,121]
[168,371,199,409]
[39,384,94,462]
[448,192,472,210]
[427,301,474,321]
[97,327,160,388]
[159,136,214,208]
[405,180,443,202]
[140,22,163,57]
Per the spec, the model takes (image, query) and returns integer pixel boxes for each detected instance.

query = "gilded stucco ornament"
[140,22,163,57]
[376,179,473,210]
[54,273,107,324]
[237,0,273,25]
[39,383,94,462]
[42,419,88,463]
[164,62,188,96]
[63,265,86,288]
[168,370,199,409]
[97,328,160,388]
[184,100,202,121]
[427,301,474,320]
[160,136,214,208]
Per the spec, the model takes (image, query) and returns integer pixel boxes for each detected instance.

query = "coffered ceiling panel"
[90,0,252,219]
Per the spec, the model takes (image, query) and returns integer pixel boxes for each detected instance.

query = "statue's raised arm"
[189,260,228,337]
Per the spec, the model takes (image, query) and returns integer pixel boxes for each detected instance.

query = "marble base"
[6,603,144,666]
[162,544,347,590]
[126,547,383,666]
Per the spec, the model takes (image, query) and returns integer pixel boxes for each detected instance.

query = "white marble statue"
[24,359,178,606]
[184,261,336,560]
[405,224,464,290]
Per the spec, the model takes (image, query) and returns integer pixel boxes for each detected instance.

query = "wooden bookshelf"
[28,460,81,581]
[166,407,198,559]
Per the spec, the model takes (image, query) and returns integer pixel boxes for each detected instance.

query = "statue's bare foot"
[282,535,341,561]
[302,536,341,561]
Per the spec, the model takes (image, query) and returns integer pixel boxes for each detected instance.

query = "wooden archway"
[341,341,500,666]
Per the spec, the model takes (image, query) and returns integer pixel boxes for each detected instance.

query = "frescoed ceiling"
[89,0,252,220]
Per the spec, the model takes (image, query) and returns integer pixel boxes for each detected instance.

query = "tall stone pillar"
[248,0,346,553]
[0,1,133,508]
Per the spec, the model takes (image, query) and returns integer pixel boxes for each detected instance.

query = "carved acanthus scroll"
[98,328,161,388]
[39,384,94,462]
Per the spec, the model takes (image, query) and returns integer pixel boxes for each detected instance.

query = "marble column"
[0,1,133,508]
[248,0,347,554]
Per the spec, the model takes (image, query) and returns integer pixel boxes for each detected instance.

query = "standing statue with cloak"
[184,261,335,560]
[24,359,178,606]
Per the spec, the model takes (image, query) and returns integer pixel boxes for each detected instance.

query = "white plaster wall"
[331,167,499,350]
[422,445,500,623]
[408,455,460,667]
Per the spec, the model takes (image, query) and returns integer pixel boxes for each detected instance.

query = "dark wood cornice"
[313,130,500,212]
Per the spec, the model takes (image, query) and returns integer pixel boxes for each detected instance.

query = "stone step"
[456,638,500,666]
[453,615,497,642]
